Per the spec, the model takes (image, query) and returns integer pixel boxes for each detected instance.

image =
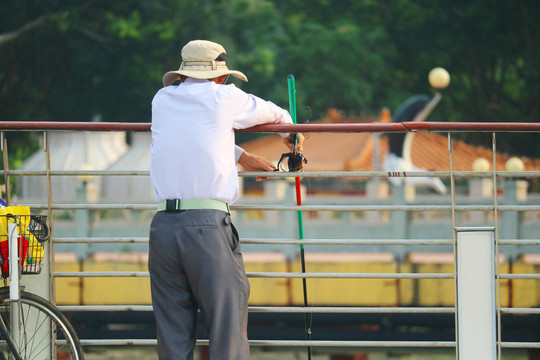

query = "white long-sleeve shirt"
[150,78,292,204]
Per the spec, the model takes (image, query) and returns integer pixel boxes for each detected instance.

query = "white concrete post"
[7,222,19,300]
[456,227,497,360]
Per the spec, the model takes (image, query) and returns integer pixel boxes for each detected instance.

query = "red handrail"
[404,122,540,132]
[0,121,539,132]
[0,121,150,132]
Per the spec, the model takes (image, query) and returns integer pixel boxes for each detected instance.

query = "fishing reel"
[275,150,308,172]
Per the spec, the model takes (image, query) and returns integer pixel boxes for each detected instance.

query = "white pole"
[456,228,497,359]
[7,222,18,300]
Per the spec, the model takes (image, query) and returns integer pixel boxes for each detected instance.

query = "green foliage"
[281,20,398,118]
[0,0,539,156]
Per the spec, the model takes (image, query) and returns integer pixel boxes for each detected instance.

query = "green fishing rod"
[287,74,312,360]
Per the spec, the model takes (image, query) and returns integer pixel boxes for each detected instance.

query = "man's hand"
[284,133,305,152]
[238,151,275,181]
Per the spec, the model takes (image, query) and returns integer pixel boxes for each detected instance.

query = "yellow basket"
[0,207,49,277]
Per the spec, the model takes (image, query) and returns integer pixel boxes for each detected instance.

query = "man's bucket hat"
[162,40,248,86]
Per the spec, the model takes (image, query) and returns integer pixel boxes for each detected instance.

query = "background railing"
[1,121,539,359]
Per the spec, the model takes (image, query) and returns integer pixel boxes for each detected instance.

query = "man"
[149,39,303,360]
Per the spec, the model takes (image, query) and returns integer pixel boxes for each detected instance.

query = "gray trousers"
[149,209,250,360]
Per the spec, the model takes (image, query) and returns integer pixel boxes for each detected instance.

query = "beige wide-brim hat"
[162,40,248,86]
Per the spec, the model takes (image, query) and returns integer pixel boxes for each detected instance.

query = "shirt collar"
[183,78,211,85]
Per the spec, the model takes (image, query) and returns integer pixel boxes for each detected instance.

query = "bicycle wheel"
[0,288,84,360]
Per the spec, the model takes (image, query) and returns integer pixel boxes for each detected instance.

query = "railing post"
[456,227,497,360]
[391,185,408,240]
[7,222,19,300]
[501,179,520,241]
[2,132,10,205]
[21,133,51,302]
[284,182,299,247]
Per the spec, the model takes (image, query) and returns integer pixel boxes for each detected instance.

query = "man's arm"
[237,149,276,182]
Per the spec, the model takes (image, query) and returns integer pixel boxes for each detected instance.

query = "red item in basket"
[0,240,7,275]
[0,235,29,275]
[19,235,29,268]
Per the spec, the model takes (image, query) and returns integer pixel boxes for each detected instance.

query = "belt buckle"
[166,199,178,211]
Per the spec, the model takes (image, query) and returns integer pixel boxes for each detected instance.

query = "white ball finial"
[506,157,524,172]
[429,67,451,89]
[472,158,490,172]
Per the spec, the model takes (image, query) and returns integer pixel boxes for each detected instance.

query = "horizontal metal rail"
[59,305,153,311]
[7,169,540,178]
[500,308,540,315]
[58,305,454,314]
[77,339,540,349]
[54,271,454,279]
[500,274,540,280]
[57,305,540,315]
[501,342,540,349]
[241,122,540,133]
[24,203,540,211]
[80,339,157,346]
[248,272,453,279]
[78,338,458,348]
[53,271,540,280]
[53,237,455,245]
[52,237,540,246]
[54,237,150,244]
[55,271,149,277]
[7,170,150,176]
[499,240,540,245]
[54,237,540,245]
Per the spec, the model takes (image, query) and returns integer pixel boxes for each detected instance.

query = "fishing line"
[302,106,313,124]
[286,74,312,360]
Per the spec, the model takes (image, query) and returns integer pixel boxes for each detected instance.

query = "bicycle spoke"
[0,291,84,360]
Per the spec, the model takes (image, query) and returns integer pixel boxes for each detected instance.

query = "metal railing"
[1,121,540,358]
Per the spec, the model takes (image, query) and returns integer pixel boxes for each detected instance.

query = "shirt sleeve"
[229,86,293,130]
[234,145,245,163]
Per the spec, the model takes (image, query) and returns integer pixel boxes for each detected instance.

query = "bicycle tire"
[0,288,84,360]
[0,311,21,360]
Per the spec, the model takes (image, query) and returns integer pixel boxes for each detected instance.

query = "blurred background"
[2,1,540,359]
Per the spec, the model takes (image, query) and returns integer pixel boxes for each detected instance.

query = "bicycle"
[0,213,84,360]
